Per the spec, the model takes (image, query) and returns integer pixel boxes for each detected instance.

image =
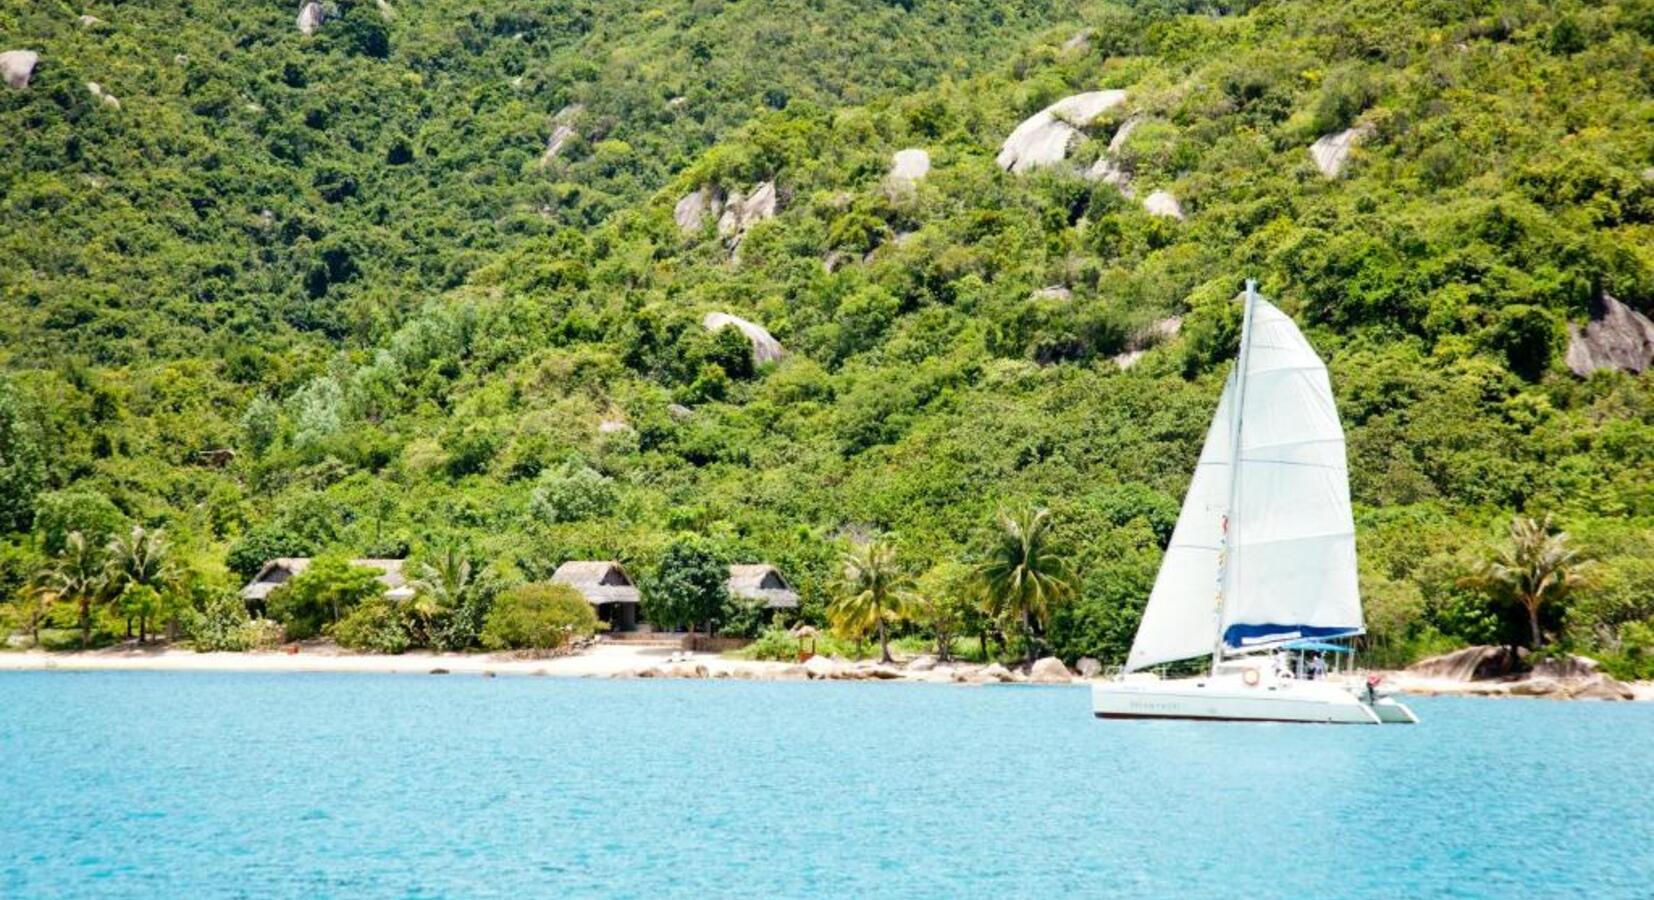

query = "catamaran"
[1092,282,1416,725]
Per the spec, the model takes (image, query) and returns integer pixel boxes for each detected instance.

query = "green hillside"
[3,0,1654,671]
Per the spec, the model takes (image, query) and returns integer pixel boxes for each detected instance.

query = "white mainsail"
[1124,287,1361,672]
[1218,298,1362,648]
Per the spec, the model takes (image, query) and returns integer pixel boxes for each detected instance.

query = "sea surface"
[1,672,1651,898]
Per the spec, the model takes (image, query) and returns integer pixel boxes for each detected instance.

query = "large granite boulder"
[1076,657,1103,678]
[889,148,931,183]
[907,654,938,672]
[1113,316,1182,370]
[674,185,725,233]
[702,312,784,366]
[1029,657,1072,684]
[1143,189,1184,220]
[717,181,779,242]
[1506,677,1564,697]
[1566,674,1635,701]
[1565,294,1654,376]
[803,655,840,679]
[86,82,120,109]
[1309,123,1375,178]
[1407,645,1523,681]
[997,91,1128,174]
[296,1,326,36]
[1530,654,1602,681]
[979,662,1015,683]
[0,50,39,89]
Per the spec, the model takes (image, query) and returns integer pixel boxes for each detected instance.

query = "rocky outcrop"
[1143,189,1184,220]
[979,662,1014,683]
[717,181,779,243]
[1408,645,1523,681]
[1530,654,1602,681]
[1565,294,1654,376]
[674,185,725,233]
[85,82,119,109]
[542,105,583,163]
[375,0,395,20]
[702,311,784,366]
[889,148,931,183]
[803,655,840,679]
[77,14,103,28]
[597,418,631,434]
[296,2,326,36]
[907,655,937,672]
[1309,123,1375,178]
[1076,657,1102,678]
[1086,114,1143,193]
[1029,285,1071,302]
[1,50,39,89]
[1567,674,1635,701]
[1029,657,1072,684]
[666,403,693,421]
[1113,316,1182,370]
[1061,29,1091,53]
[997,90,1128,174]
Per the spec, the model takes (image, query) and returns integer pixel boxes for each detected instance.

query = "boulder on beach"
[1530,654,1602,681]
[1565,294,1654,376]
[1566,674,1635,701]
[1406,645,1522,681]
[1309,123,1375,178]
[980,662,1014,683]
[1029,657,1072,684]
[997,90,1128,174]
[1,50,39,89]
[907,655,937,672]
[1506,677,1564,697]
[1076,657,1102,678]
[703,311,784,366]
[803,655,839,680]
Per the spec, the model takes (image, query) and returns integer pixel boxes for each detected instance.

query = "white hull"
[1092,674,1416,725]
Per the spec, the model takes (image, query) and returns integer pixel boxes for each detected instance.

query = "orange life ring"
[1242,667,1260,686]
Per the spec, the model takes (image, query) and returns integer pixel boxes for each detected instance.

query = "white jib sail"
[1217,299,1362,649]
[1124,377,1234,672]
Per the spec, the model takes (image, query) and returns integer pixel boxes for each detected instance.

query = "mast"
[1211,279,1258,674]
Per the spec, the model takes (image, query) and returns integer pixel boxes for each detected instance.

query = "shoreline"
[2,643,1651,699]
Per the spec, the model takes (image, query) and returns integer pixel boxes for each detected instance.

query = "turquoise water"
[2,673,1651,898]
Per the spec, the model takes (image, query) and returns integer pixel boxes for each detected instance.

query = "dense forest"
[3,0,1653,674]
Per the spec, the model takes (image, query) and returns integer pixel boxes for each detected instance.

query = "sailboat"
[1091,282,1417,725]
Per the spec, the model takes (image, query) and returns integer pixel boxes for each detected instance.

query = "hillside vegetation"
[3,0,1654,672]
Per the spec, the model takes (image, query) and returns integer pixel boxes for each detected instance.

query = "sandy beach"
[2,642,1650,699]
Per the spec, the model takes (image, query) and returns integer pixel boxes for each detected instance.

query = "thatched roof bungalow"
[239,558,413,609]
[551,560,641,631]
[728,564,799,609]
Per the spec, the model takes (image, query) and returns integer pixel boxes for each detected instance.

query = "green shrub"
[189,591,250,652]
[481,583,600,652]
[233,619,286,652]
[333,599,412,654]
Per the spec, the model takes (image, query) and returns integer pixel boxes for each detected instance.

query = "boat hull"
[1092,676,1414,725]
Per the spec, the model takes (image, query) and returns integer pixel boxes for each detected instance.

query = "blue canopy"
[1281,639,1353,653]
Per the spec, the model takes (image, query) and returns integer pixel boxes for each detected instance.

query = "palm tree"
[106,525,176,643]
[830,538,911,664]
[38,531,108,649]
[975,507,1075,666]
[411,545,474,647]
[1474,514,1587,649]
